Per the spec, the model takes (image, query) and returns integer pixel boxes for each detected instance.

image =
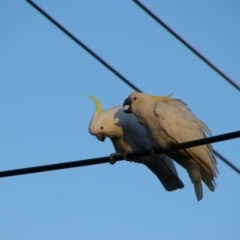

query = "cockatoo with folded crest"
[123,92,218,201]
[88,96,184,192]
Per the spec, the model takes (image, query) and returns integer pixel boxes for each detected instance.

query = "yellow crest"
[150,92,173,101]
[88,96,103,113]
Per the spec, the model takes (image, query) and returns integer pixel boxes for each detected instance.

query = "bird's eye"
[101,126,104,130]
[134,97,137,100]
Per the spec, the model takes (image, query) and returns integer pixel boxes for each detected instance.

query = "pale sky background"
[1,1,240,239]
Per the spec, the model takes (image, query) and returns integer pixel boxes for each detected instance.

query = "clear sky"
[1,1,240,239]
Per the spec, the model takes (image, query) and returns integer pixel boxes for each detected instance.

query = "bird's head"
[123,92,173,114]
[88,96,122,141]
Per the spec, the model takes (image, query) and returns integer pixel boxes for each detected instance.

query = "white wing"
[167,98,212,136]
[154,99,217,190]
[114,110,184,191]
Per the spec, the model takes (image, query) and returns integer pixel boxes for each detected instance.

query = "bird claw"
[109,151,133,164]
[166,143,173,152]
[150,147,158,158]
[109,153,117,165]
[123,150,132,161]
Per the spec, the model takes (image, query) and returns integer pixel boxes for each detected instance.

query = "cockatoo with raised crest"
[88,96,184,192]
[123,92,218,201]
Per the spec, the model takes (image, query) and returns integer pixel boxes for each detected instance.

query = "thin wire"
[1,130,240,177]
[0,156,120,178]
[170,130,240,151]
[213,150,240,174]
[0,150,154,178]
[133,0,240,92]
[25,0,240,175]
[25,0,142,92]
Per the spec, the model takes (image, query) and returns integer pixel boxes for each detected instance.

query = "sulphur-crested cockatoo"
[123,92,218,201]
[88,96,184,191]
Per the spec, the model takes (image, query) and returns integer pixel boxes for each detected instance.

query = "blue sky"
[1,1,240,239]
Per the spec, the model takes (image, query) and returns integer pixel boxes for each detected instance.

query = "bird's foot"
[109,153,117,165]
[150,146,159,158]
[165,142,175,153]
[123,150,133,162]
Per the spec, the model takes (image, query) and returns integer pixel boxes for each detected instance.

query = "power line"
[170,130,240,151]
[25,0,142,93]
[1,130,240,177]
[0,156,117,178]
[133,0,240,92]
[213,150,240,174]
[25,0,240,175]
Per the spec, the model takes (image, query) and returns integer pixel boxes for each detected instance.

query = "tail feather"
[193,179,203,201]
[143,157,184,191]
[186,160,203,201]
[201,170,216,192]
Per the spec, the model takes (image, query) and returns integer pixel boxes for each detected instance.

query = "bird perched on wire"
[123,92,218,201]
[88,96,184,192]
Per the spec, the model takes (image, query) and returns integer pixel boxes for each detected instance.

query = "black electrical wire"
[213,150,240,174]
[170,130,240,151]
[0,157,120,178]
[25,0,142,93]
[1,130,240,177]
[133,0,240,92]
[24,0,240,175]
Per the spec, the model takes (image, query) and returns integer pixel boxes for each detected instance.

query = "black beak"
[96,132,106,142]
[123,97,132,113]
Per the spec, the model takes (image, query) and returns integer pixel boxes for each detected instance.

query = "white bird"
[88,96,184,191]
[123,92,218,201]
